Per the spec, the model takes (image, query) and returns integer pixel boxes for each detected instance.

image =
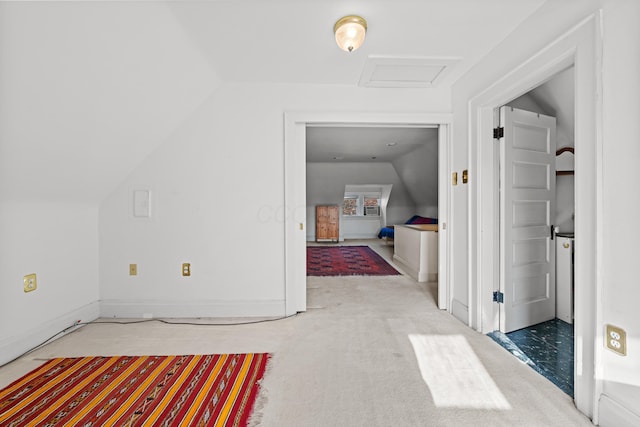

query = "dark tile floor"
[488,318,574,397]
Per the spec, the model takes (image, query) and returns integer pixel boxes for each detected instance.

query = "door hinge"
[493,127,504,139]
[493,291,504,303]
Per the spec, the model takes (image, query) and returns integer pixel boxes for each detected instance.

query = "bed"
[378,215,438,241]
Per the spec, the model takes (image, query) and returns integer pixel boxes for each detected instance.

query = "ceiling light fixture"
[334,15,367,52]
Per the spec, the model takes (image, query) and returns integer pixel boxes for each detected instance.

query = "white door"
[499,106,556,333]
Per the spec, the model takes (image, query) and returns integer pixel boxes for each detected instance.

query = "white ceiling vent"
[359,55,460,88]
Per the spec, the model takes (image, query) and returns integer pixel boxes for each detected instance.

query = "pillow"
[406,215,438,225]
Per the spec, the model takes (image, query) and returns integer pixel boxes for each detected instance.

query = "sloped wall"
[306,162,416,240]
[0,1,217,366]
[0,1,218,203]
[392,138,439,218]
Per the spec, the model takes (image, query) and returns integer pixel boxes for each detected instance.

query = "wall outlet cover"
[24,273,37,293]
[605,324,627,356]
[182,263,191,277]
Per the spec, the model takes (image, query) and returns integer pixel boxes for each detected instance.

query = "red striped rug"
[0,353,269,426]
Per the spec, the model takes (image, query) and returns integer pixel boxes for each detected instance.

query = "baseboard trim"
[393,254,419,280]
[342,234,378,240]
[99,299,287,319]
[598,393,640,427]
[451,299,469,326]
[0,302,100,366]
[392,252,438,283]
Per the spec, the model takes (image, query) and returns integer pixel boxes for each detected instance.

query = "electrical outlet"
[129,264,137,276]
[24,273,37,293]
[605,324,627,356]
[182,263,191,277]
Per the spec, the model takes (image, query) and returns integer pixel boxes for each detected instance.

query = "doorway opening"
[489,67,576,397]
[305,125,438,243]
[284,112,452,316]
[469,14,600,418]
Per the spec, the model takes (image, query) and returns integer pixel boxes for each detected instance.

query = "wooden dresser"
[316,205,339,242]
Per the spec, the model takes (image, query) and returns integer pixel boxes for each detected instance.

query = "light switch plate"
[24,273,37,293]
[133,190,151,218]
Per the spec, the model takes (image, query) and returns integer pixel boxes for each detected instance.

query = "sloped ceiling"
[307,126,439,209]
[306,126,436,162]
[509,67,575,148]
[529,67,575,148]
[0,2,219,202]
[0,0,547,204]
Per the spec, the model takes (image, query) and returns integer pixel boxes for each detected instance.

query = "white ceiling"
[168,0,547,86]
[306,126,438,162]
[0,0,549,203]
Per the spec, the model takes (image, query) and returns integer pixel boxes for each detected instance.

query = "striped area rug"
[0,353,269,426]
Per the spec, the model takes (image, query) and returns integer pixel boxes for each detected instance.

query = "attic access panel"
[359,56,460,88]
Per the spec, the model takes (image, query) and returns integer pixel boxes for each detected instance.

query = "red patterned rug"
[0,353,269,427]
[307,245,400,276]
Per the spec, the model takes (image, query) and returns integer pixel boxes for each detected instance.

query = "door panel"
[500,106,556,333]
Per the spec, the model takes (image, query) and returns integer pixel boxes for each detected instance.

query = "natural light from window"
[408,334,511,410]
[342,191,380,216]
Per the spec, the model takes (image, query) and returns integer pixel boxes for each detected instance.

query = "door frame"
[468,14,602,419]
[284,112,453,315]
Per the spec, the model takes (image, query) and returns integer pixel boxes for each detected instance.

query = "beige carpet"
[0,242,592,426]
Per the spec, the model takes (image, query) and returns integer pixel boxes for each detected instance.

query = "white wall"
[599,0,640,424]
[392,140,439,218]
[306,162,416,240]
[451,0,599,327]
[340,217,384,240]
[0,201,99,365]
[0,1,217,366]
[452,0,640,424]
[99,82,450,317]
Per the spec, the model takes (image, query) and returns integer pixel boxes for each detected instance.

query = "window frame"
[342,191,381,217]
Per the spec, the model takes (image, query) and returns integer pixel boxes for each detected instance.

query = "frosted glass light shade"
[334,15,367,52]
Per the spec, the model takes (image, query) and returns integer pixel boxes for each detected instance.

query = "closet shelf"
[556,146,574,176]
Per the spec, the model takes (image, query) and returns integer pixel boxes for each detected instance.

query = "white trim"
[99,299,285,318]
[467,13,602,420]
[284,112,452,316]
[0,302,100,366]
[598,394,640,427]
[284,113,308,315]
[438,124,451,310]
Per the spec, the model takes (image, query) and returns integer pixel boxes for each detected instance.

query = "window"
[343,192,381,216]
[364,196,380,216]
[342,196,358,216]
